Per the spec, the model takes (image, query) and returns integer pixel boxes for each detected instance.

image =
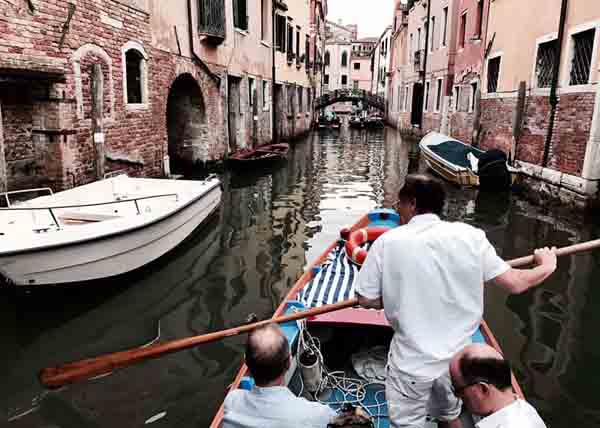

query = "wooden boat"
[209,208,523,428]
[317,113,341,129]
[419,132,517,188]
[349,115,365,129]
[0,174,221,286]
[364,115,385,129]
[228,143,290,168]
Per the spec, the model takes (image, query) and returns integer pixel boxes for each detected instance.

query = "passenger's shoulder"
[444,221,485,236]
[223,389,246,408]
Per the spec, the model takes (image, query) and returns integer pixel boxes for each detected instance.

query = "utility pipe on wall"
[542,0,569,167]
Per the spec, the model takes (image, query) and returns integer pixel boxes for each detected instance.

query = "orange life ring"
[344,226,390,266]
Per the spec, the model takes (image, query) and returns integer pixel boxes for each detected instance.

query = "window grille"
[232,0,248,31]
[487,57,500,93]
[199,0,226,38]
[535,40,558,88]
[570,29,595,85]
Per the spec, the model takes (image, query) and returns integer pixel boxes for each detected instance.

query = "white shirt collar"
[407,213,441,226]
[476,399,522,428]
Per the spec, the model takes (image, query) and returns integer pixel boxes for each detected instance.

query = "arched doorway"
[166,74,206,173]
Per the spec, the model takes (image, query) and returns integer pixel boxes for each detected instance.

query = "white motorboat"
[0,174,222,286]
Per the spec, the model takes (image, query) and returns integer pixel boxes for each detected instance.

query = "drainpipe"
[542,0,568,167]
[272,0,278,144]
[420,0,432,127]
[187,0,221,85]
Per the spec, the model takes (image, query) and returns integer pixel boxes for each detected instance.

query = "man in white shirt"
[356,174,556,428]
[449,344,547,427]
[223,323,337,428]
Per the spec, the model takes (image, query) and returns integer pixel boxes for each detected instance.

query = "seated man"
[223,323,337,428]
[449,344,547,428]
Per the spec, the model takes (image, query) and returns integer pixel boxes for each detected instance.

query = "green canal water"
[1,128,599,427]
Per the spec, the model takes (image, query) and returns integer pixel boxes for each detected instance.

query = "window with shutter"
[199,0,226,39]
[233,0,248,31]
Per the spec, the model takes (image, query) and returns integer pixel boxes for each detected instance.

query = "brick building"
[0,0,327,192]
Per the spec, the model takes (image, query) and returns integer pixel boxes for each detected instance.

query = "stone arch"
[166,73,208,172]
[121,41,149,108]
[71,43,115,121]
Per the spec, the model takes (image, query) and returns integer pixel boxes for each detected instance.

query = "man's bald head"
[245,324,290,386]
[450,344,511,392]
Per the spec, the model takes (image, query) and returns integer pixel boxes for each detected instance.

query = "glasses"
[451,381,487,397]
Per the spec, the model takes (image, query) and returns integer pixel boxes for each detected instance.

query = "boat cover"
[429,141,483,169]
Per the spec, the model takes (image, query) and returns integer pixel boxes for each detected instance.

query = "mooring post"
[91,64,105,180]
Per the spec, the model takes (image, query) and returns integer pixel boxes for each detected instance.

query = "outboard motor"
[478,149,511,192]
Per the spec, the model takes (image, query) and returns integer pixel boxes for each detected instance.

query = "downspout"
[272,0,278,144]
[420,0,432,127]
[542,0,568,167]
[187,0,221,85]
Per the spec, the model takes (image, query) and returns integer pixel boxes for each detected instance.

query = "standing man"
[356,174,557,428]
[449,344,547,427]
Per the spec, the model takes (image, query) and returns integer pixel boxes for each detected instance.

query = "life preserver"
[344,226,390,266]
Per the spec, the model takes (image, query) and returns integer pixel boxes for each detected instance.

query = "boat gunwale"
[419,133,481,174]
[0,180,221,257]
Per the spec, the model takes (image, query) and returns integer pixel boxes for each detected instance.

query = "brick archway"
[166,73,207,172]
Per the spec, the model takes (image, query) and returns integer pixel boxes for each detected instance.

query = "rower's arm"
[357,294,383,310]
[491,247,557,294]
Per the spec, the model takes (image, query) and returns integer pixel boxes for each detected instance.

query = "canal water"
[2,127,599,427]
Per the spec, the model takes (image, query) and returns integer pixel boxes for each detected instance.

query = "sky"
[326,0,396,39]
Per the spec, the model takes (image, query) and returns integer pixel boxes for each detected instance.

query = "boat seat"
[58,211,122,223]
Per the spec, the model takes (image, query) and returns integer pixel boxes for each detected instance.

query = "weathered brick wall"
[479,93,595,176]
[450,112,474,143]
[422,112,442,134]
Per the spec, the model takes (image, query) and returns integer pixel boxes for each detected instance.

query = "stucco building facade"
[0,0,327,192]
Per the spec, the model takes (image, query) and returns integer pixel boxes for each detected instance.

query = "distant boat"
[317,113,341,129]
[228,143,290,168]
[349,115,365,129]
[0,174,222,286]
[419,132,517,189]
[364,114,384,129]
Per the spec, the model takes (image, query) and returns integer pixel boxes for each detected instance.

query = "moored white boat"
[419,132,518,188]
[0,174,222,286]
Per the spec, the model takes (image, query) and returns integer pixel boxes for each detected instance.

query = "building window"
[233,0,248,31]
[442,7,448,46]
[424,81,430,111]
[535,39,558,88]
[459,13,467,48]
[125,50,144,104]
[569,28,596,86]
[341,51,348,67]
[199,0,226,38]
[487,56,501,93]
[296,27,301,64]
[324,51,330,66]
[276,14,286,52]
[435,78,443,112]
[324,74,329,84]
[409,33,414,58]
[353,62,361,70]
[262,80,269,110]
[287,23,294,56]
[470,82,478,112]
[248,77,255,106]
[298,86,303,112]
[261,0,268,40]
[341,75,348,86]
[305,35,310,67]
[475,0,484,39]
[454,86,460,111]
[354,80,359,90]
[430,16,435,52]
[307,87,312,110]
[417,28,421,50]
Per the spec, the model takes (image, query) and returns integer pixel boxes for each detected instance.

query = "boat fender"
[345,227,390,266]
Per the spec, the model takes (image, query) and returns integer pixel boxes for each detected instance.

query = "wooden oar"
[39,238,600,389]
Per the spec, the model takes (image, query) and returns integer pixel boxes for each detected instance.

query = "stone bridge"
[315,89,386,111]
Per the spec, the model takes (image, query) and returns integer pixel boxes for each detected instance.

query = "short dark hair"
[460,356,512,391]
[245,324,290,386]
[398,174,446,215]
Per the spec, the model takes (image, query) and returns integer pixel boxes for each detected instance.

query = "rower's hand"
[533,247,557,272]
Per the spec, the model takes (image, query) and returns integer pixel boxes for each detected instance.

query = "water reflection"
[1,128,599,427]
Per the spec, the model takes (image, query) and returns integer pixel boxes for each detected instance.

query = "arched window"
[121,41,148,107]
[324,51,330,66]
[341,51,348,67]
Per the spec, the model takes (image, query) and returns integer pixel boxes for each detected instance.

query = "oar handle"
[507,238,600,268]
[39,299,358,389]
